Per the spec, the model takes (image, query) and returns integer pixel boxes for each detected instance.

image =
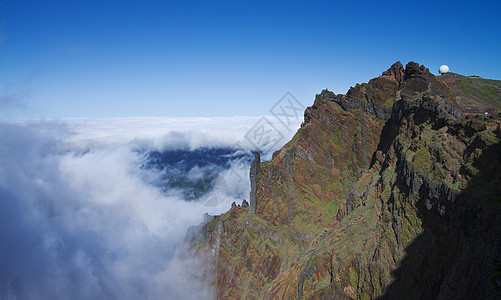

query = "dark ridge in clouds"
[143,147,252,172]
[142,147,254,200]
[0,118,276,299]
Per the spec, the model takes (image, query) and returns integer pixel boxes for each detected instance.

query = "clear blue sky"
[1,0,500,119]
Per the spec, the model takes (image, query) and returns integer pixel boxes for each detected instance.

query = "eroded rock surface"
[192,62,501,299]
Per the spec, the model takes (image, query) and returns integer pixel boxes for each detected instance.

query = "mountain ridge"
[192,61,501,299]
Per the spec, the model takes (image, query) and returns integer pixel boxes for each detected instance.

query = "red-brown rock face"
[193,62,501,299]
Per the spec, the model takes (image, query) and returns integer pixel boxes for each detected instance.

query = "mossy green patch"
[412,148,432,173]
[384,96,395,109]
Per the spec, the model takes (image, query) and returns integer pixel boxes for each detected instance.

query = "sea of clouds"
[0,116,301,299]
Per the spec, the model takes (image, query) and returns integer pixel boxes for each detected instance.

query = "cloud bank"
[0,116,301,299]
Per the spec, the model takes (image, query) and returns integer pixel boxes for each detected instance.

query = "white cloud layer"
[0,116,302,299]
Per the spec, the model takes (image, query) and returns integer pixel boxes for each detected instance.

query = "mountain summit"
[194,62,501,299]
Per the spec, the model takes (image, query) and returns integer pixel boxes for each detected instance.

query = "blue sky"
[1,0,500,119]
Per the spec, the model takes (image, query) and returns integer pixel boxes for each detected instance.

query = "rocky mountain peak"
[381,61,405,84]
[193,61,501,299]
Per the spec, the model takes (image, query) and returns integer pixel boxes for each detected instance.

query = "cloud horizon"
[0,116,301,299]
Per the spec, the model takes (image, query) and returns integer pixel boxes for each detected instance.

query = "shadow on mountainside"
[380,138,501,299]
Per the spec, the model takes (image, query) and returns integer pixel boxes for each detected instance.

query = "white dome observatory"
[439,65,450,74]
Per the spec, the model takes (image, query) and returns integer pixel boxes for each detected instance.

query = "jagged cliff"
[193,62,501,299]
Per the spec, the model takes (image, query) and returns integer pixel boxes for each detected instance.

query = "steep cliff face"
[195,62,501,299]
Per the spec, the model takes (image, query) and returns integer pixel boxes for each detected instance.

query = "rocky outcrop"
[241,199,249,208]
[249,152,260,215]
[194,62,501,299]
